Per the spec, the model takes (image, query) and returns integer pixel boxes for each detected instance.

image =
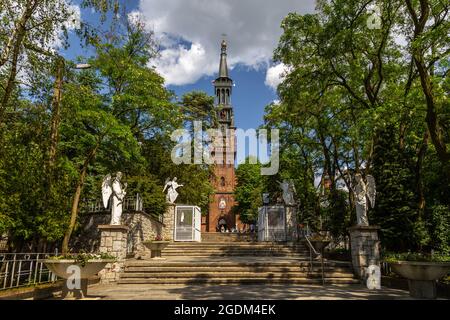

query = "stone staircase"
[118,241,359,285]
[201,232,257,242]
[161,242,309,257]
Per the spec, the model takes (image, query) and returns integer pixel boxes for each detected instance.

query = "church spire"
[214,39,234,127]
[219,39,229,78]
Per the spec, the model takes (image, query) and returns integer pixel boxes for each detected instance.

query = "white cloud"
[48,3,82,51]
[265,63,289,91]
[156,42,211,85]
[136,0,315,86]
[65,4,81,30]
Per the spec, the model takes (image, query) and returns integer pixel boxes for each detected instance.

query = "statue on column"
[278,180,296,206]
[351,173,376,226]
[102,172,127,225]
[163,177,183,204]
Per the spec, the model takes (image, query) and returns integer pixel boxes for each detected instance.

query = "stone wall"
[71,211,164,257]
[162,204,175,241]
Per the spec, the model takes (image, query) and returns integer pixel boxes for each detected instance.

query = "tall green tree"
[266,0,449,252]
[233,159,264,224]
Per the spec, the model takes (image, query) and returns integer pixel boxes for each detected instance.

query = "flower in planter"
[48,252,116,267]
[154,235,163,241]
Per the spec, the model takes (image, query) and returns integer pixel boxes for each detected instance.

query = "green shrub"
[383,252,450,263]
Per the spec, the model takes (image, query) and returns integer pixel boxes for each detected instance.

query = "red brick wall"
[204,162,243,232]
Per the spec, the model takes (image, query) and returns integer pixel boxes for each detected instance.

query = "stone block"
[105,237,113,247]
[112,240,122,251]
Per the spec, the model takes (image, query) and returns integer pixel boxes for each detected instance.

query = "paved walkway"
[81,283,415,300]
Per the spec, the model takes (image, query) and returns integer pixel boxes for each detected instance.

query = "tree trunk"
[61,144,99,254]
[0,0,38,68]
[0,0,39,121]
[416,131,429,218]
[47,58,65,176]
[405,0,450,180]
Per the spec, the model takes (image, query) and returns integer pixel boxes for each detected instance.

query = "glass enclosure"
[174,206,201,242]
[257,205,286,241]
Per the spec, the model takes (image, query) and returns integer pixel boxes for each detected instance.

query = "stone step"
[124,260,352,268]
[117,278,359,285]
[124,266,352,273]
[162,249,309,252]
[201,233,257,243]
[121,271,354,278]
[163,242,308,247]
[162,250,308,254]
[166,241,306,245]
[162,248,309,252]
[163,244,308,248]
[161,253,307,257]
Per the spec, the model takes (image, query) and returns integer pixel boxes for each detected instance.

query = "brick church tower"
[202,40,243,232]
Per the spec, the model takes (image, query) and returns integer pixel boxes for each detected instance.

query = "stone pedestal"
[285,205,298,242]
[162,204,175,241]
[97,225,128,283]
[348,225,380,280]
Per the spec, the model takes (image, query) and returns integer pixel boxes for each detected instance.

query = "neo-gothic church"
[201,40,244,232]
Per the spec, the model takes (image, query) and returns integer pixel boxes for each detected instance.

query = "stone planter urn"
[143,241,171,259]
[389,261,450,299]
[43,259,114,299]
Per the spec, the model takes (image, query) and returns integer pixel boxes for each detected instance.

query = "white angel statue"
[278,180,296,206]
[352,173,376,226]
[163,177,183,204]
[102,172,127,225]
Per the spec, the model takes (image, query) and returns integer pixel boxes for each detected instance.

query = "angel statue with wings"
[351,173,376,226]
[163,177,183,204]
[102,172,127,225]
[278,180,296,206]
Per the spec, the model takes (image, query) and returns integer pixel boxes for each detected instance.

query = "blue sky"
[60,0,316,130]
[168,66,277,130]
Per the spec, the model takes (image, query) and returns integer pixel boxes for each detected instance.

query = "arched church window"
[226,89,230,104]
[220,176,226,187]
[221,89,225,104]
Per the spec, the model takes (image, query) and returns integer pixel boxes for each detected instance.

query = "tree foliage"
[233,159,264,224]
[0,9,214,251]
[263,0,449,252]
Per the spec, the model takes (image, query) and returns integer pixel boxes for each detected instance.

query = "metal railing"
[80,193,143,213]
[302,225,325,286]
[80,193,166,224]
[0,252,59,290]
[381,261,392,276]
